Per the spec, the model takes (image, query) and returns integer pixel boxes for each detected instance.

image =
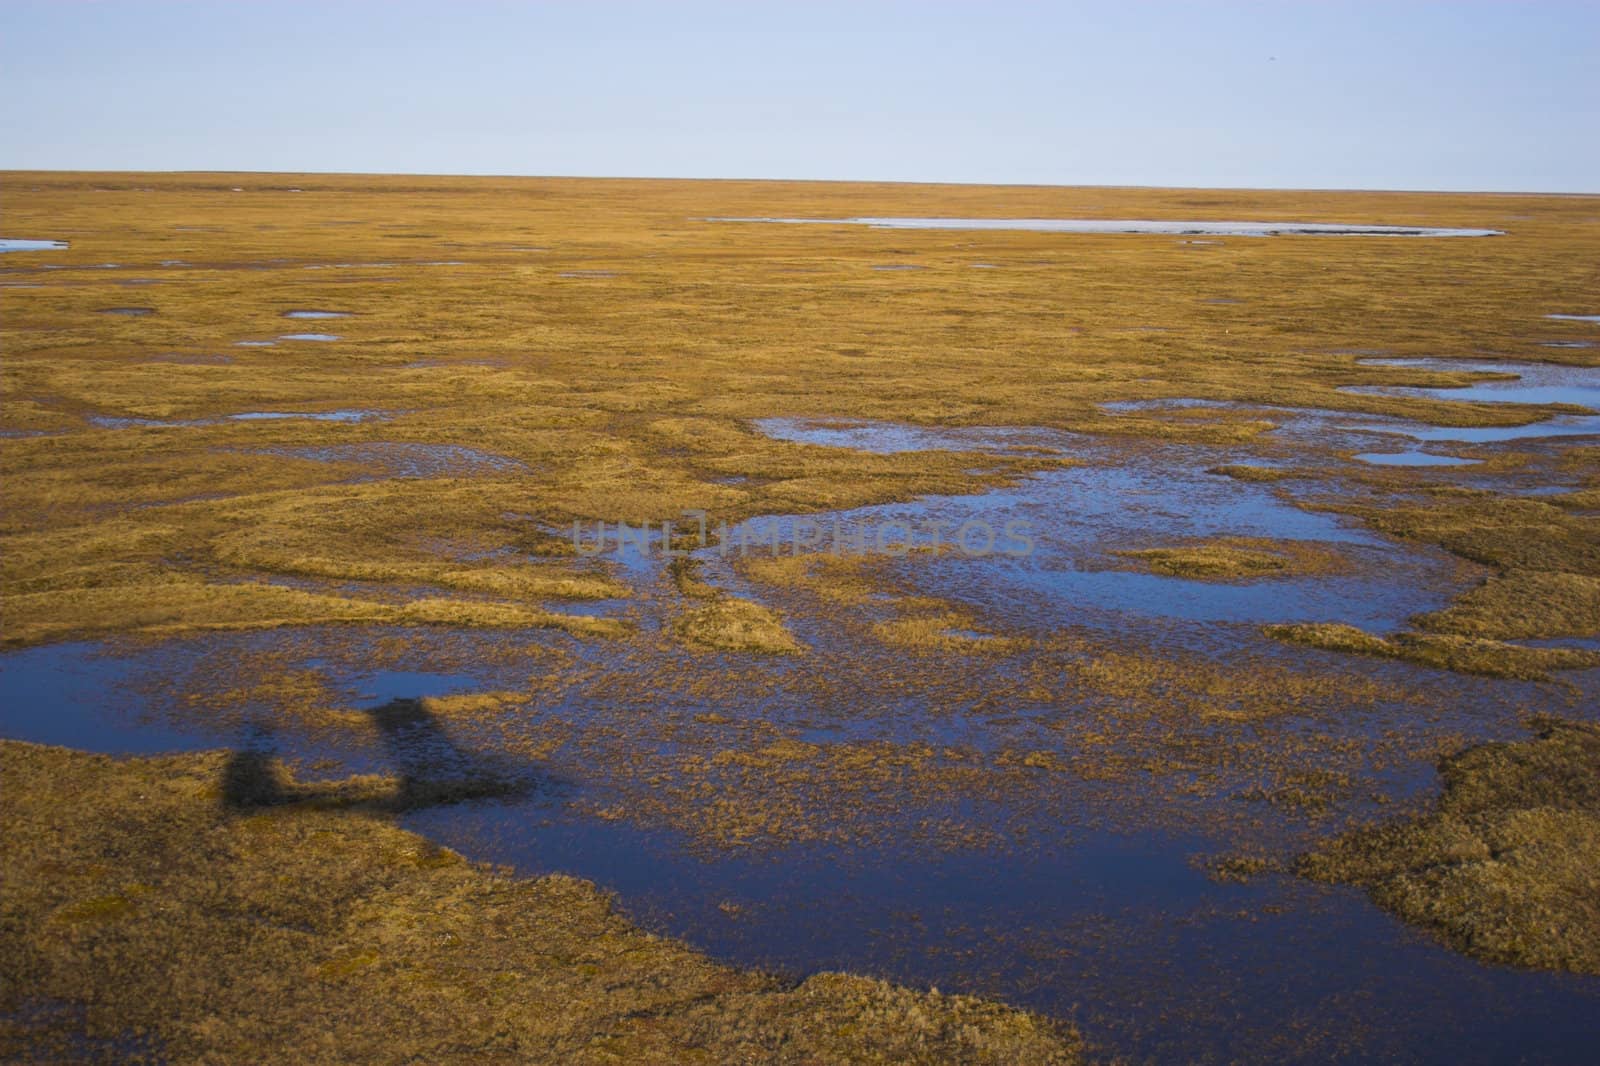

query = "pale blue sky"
[2,1,1596,191]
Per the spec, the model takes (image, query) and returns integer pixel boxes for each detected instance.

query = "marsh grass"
[3,174,1598,660]
[1207,464,1298,482]
[671,596,806,655]
[1114,537,1348,580]
[1414,569,1600,640]
[1300,717,1600,974]
[666,556,805,654]
[1263,622,1600,681]
[740,548,1026,653]
[0,576,627,646]
[0,740,1080,1063]
[3,173,1600,1049]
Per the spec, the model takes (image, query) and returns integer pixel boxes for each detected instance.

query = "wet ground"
[5,383,1598,1061]
[1343,358,1600,411]
[244,442,525,479]
[711,217,1507,238]
[87,408,389,429]
[4,181,1598,1059]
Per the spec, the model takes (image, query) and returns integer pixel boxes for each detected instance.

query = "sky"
[2,1,1596,192]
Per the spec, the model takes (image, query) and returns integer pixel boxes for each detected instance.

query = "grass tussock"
[672,596,805,655]
[741,549,1028,655]
[740,551,882,607]
[665,556,805,654]
[1264,622,1600,681]
[1114,537,1345,580]
[1414,568,1600,640]
[872,613,1027,655]
[0,577,627,646]
[1207,464,1296,482]
[0,740,1080,1063]
[1299,717,1600,974]
[417,690,524,717]
[1336,497,1600,578]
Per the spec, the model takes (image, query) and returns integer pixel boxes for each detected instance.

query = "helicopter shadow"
[222,696,545,813]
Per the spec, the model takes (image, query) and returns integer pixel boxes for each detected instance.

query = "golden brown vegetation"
[667,556,805,653]
[1114,537,1347,580]
[1299,717,1600,974]
[740,549,1025,653]
[1263,622,1600,681]
[1415,569,1600,640]
[672,596,806,655]
[0,740,1081,1064]
[2,172,1596,658]
[3,172,1600,1052]
[1206,464,1298,482]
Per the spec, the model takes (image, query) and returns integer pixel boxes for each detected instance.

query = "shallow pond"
[88,408,390,429]
[228,410,379,423]
[711,217,1505,238]
[1354,451,1481,467]
[1345,359,1600,411]
[731,421,1454,631]
[0,238,68,252]
[249,442,525,478]
[4,607,1597,1064]
[1098,389,1600,447]
[1362,416,1600,443]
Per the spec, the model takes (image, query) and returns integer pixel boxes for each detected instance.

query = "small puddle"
[755,417,1062,455]
[89,409,391,429]
[1105,386,1600,446]
[1354,451,1481,467]
[283,310,353,319]
[1101,398,1235,414]
[253,442,525,478]
[277,333,340,342]
[1547,314,1600,324]
[1345,359,1600,411]
[0,238,68,252]
[710,217,1505,238]
[97,307,155,316]
[304,262,396,270]
[229,410,384,423]
[1357,416,1600,443]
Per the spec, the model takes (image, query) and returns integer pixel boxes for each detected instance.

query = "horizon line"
[3,167,1596,199]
